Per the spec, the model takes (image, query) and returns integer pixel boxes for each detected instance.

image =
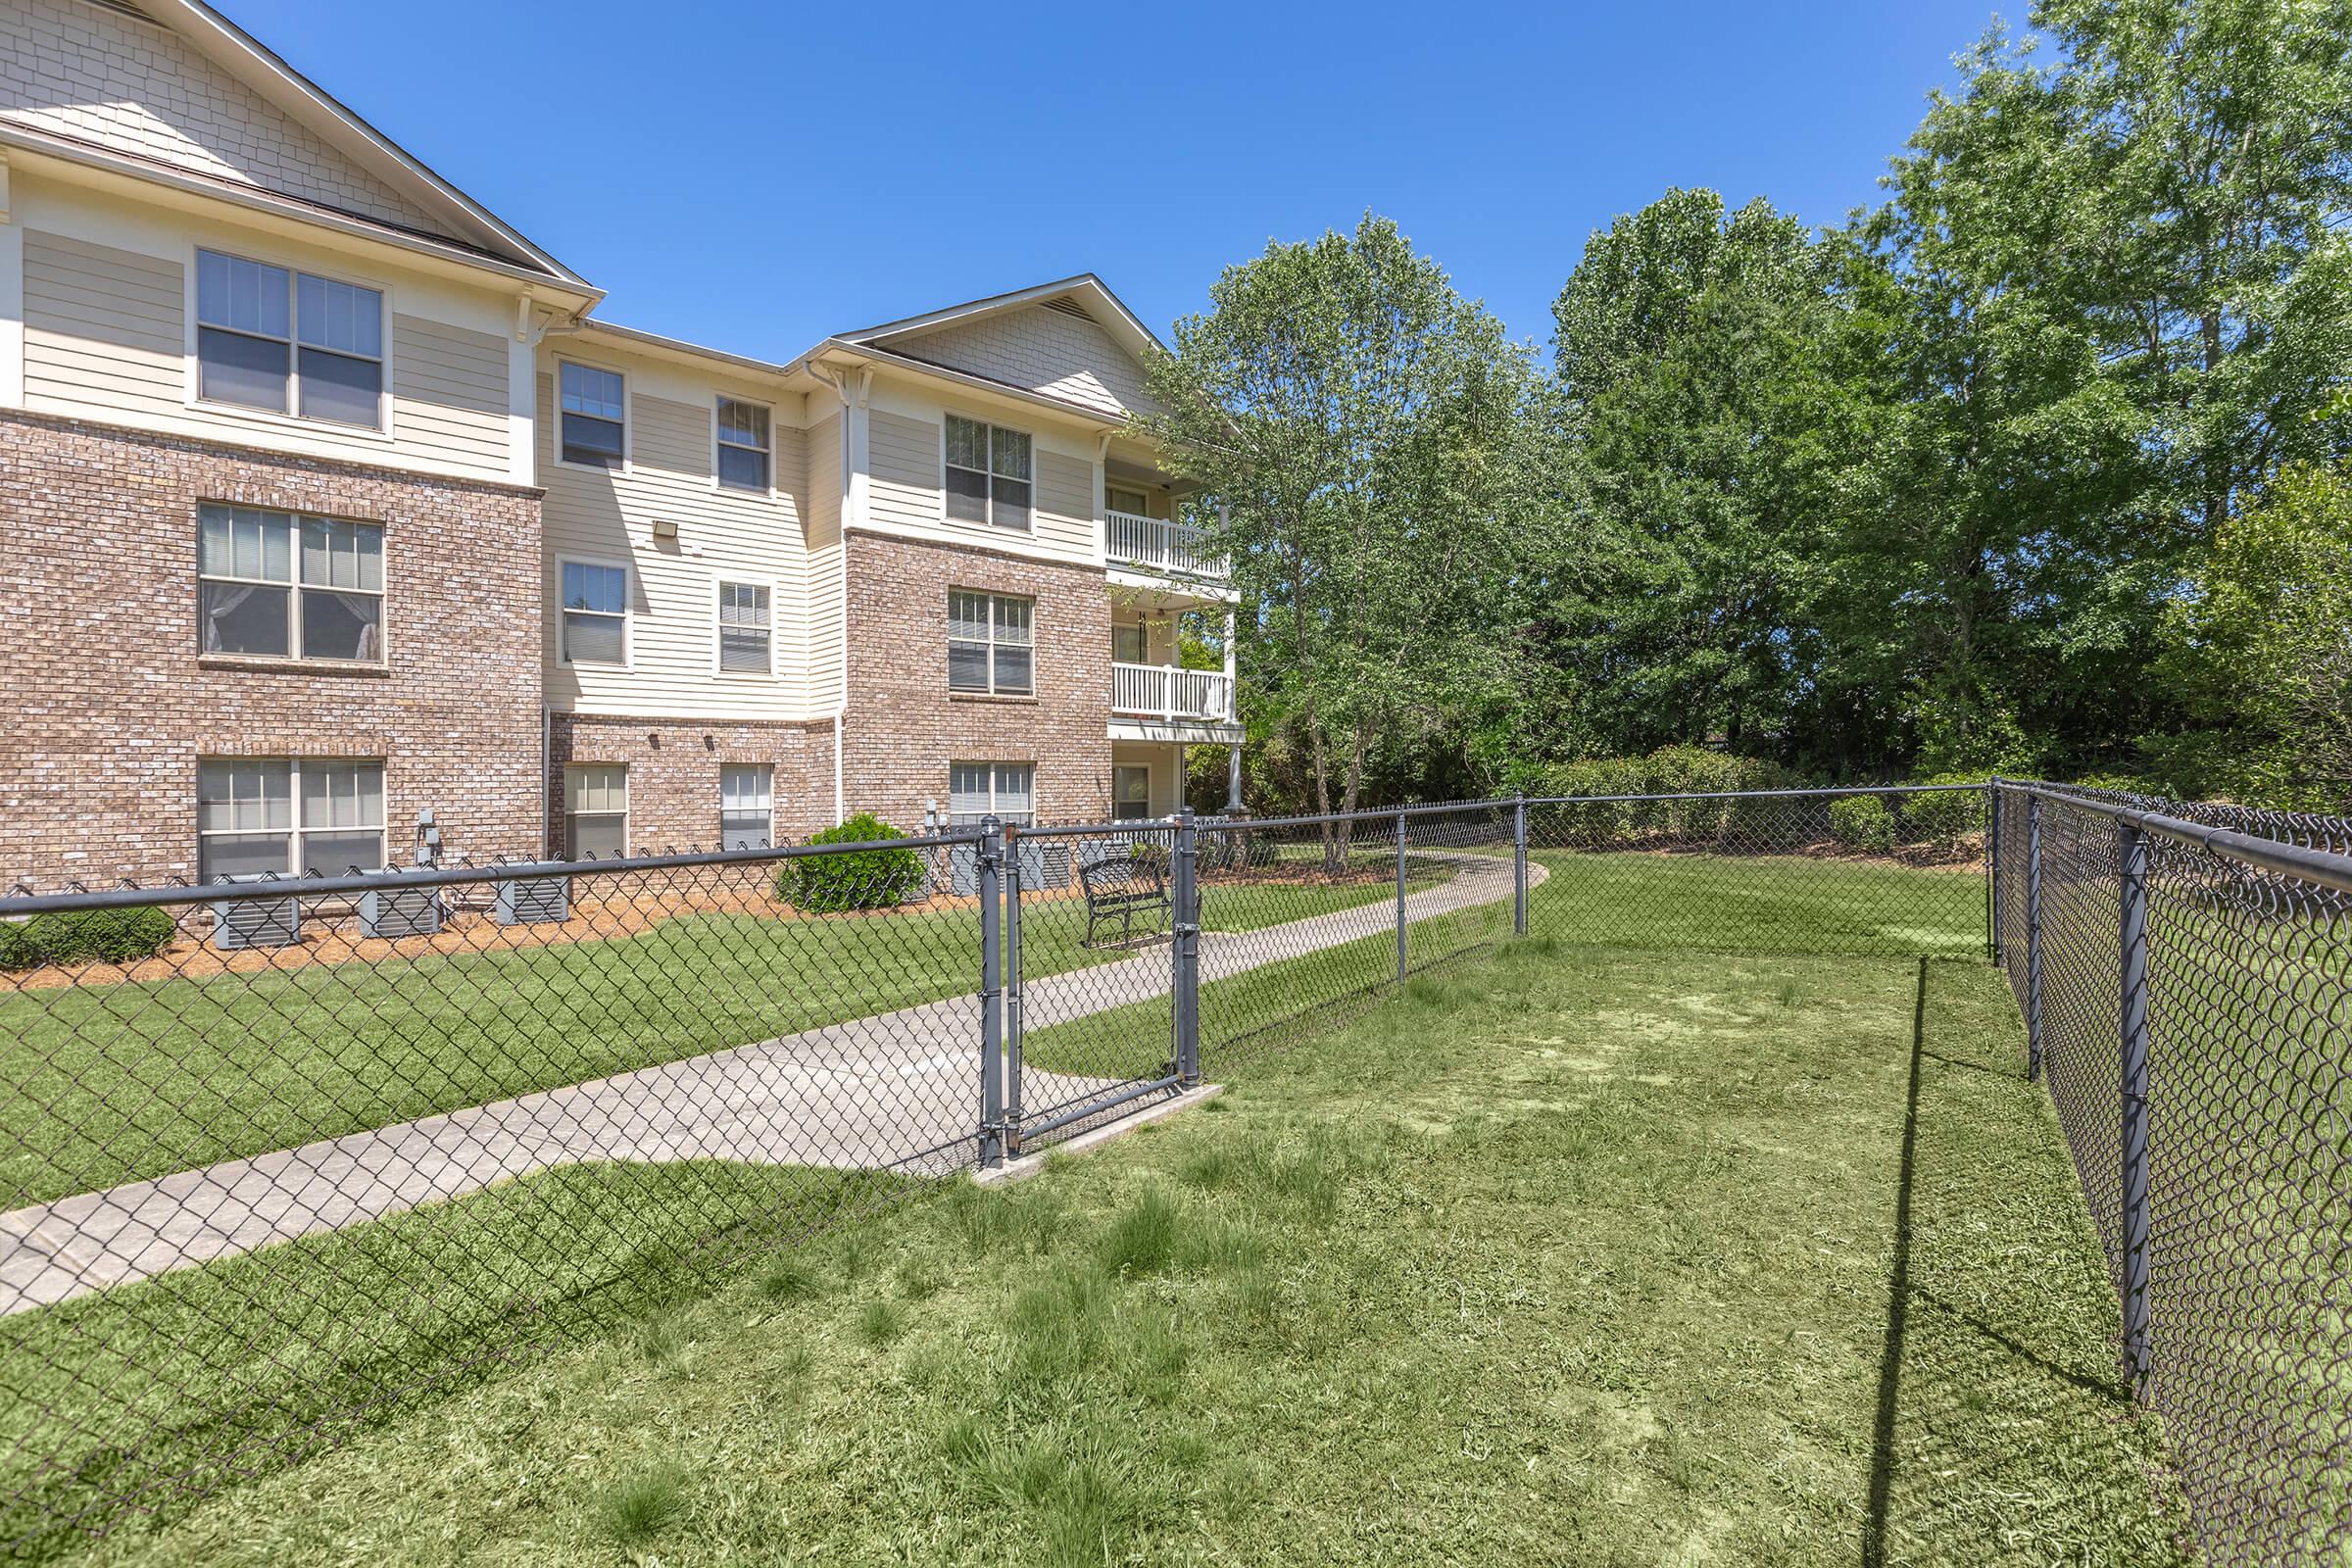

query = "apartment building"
[0,0,1243,887]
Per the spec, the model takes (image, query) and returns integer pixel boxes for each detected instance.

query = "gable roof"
[0,0,589,290]
[837,273,1165,364]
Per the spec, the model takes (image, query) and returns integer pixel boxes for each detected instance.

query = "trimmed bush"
[0,906,177,970]
[1901,777,1988,854]
[773,813,926,911]
[1829,795,1898,855]
[1525,746,1813,848]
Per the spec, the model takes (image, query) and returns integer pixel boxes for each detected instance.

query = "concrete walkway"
[0,851,1538,1311]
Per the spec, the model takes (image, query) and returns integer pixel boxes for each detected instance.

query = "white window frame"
[711,576,776,677]
[719,764,774,850]
[712,395,775,496]
[947,589,1034,697]
[558,556,632,670]
[948,761,1036,827]
[556,358,631,473]
[1105,485,1150,517]
[196,504,388,666]
[1112,764,1152,821]
[185,245,392,435]
[564,763,630,859]
[941,413,1035,532]
[195,756,387,881]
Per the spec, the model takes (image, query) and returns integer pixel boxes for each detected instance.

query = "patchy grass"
[0,872,1420,1205]
[42,939,2180,1566]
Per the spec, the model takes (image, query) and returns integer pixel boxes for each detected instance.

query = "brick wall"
[839,529,1112,829]
[0,411,543,885]
[548,713,835,854]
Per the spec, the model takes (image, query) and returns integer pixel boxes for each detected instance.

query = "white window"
[715,398,771,492]
[198,505,384,662]
[944,415,1032,531]
[564,763,629,858]
[561,561,627,665]
[559,362,626,468]
[949,761,1035,827]
[195,249,383,427]
[947,590,1033,696]
[715,580,771,674]
[197,758,384,881]
[720,765,773,849]
[1113,765,1152,821]
[1111,619,1149,664]
[1106,486,1149,516]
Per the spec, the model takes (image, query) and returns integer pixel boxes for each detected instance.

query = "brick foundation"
[0,411,543,885]
[547,712,835,855]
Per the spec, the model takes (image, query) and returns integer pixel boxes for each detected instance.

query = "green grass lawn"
[0,872,1427,1207]
[32,938,2180,1567]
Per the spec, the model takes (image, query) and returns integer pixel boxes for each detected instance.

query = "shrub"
[0,906,177,971]
[773,813,926,911]
[1829,795,1898,855]
[1901,775,1988,853]
[1526,747,1813,848]
[1244,834,1279,868]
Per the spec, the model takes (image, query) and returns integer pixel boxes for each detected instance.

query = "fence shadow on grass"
[1864,959,2184,1567]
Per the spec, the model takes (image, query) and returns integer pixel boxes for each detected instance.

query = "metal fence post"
[2117,817,2153,1399]
[1003,824,1025,1156]
[977,814,1006,1169]
[2026,794,2044,1082]
[1173,808,1200,1088]
[1512,794,1529,937]
[1984,777,2004,963]
[1396,811,1409,987]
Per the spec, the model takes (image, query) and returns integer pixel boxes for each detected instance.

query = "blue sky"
[222,0,2004,363]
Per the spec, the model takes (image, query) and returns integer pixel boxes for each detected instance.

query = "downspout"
[808,358,860,826]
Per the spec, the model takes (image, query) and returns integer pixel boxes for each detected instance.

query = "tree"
[1547,190,1853,761]
[1138,216,1549,847]
[1839,0,2352,775]
[2154,455,2352,805]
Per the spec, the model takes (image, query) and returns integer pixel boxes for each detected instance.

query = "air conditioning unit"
[493,864,570,925]
[360,882,443,939]
[211,876,301,950]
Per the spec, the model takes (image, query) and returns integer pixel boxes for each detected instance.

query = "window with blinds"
[947,591,1033,695]
[948,761,1035,827]
[716,581,771,674]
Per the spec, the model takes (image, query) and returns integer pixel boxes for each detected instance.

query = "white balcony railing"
[1105,511,1227,579]
[1110,662,1235,724]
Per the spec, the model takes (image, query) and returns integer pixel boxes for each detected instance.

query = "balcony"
[1111,662,1235,724]
[1106,511,1227,580]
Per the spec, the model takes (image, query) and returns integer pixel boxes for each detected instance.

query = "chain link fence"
[5,779,2349,1560]
[1991,781,2352,1567]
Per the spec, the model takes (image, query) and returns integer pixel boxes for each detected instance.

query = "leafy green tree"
[1548,190,1848,760]
[1138,216,1551,842]
[2154,457,2352,805]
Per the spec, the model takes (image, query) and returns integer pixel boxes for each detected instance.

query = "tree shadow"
[1862,958,2186,1566]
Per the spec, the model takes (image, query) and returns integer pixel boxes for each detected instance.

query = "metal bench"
[1078,845,1173,948]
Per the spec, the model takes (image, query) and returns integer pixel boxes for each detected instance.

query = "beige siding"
[866,408,936,530]
[19,208,521,485]
[0,0,452,235]
[805,413,845,710]
[864,398,1099,563]
[884,303,1156,418]
[540,367,817,722]
[389,315,508,472]
[22,229,184,410]
[1036,450,1095,559]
